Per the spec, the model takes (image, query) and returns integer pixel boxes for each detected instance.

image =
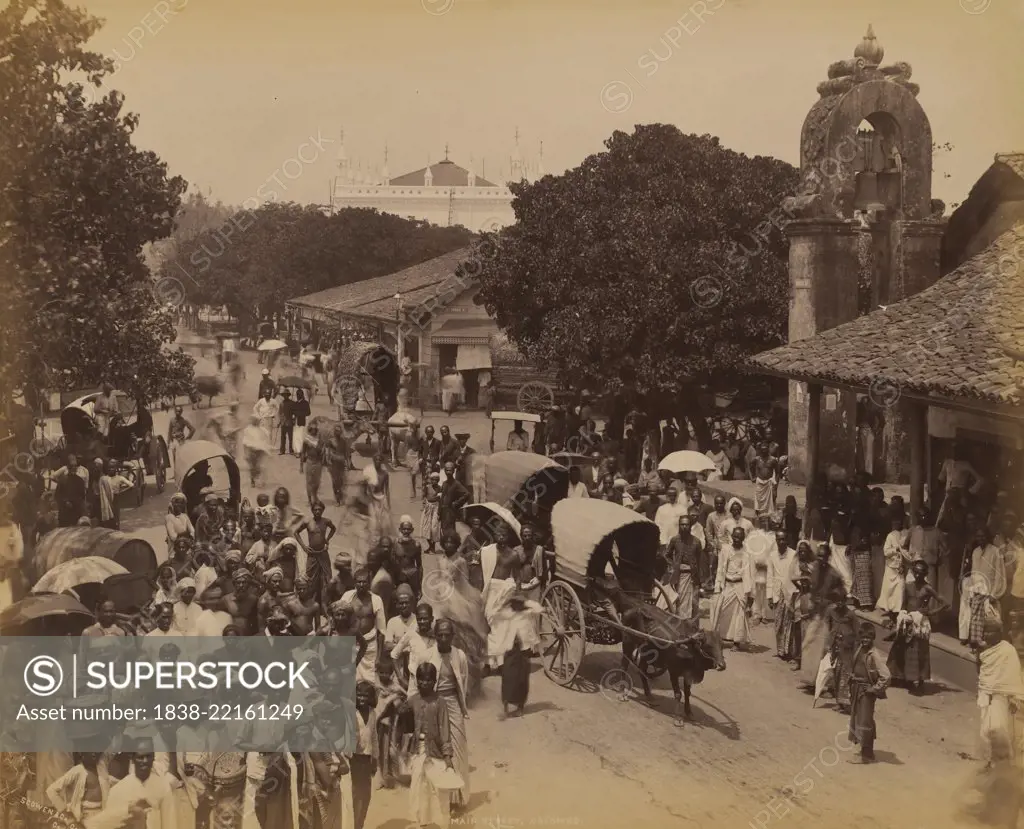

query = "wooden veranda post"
[907,399,928,520]
[803,383,822,537]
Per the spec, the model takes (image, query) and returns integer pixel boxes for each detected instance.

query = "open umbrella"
[258,339,288,352]
[0,593,94,632]
[32,556,128,596]
[658,450,717,475]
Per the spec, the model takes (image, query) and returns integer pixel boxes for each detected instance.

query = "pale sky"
[76,0,1024,209]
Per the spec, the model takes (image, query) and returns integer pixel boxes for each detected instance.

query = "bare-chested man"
[258,566,286,633]
[206,568,260,634]
[341,567,387,684]
[298,502,336,607]
[279,574,321,634]
[749,443,780,517]
[395,516,423,596]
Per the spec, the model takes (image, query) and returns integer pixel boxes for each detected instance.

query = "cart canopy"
[34,528,158,581]
[550,499,660,591]
[482,451,568,512]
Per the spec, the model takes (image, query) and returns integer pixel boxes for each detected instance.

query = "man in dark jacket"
[258,369,276,398]
[439,461,470,533]
[278,389,295,455]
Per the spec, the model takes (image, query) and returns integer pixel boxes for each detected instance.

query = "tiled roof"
[288,248,474,323]
[389,159,497,188]
[749,223,1024,405]
[996,152,1024,182]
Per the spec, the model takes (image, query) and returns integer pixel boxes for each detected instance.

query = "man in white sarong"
[342,568,387,684]
[709,526,754,648]
[977,620,1024,767]
[654,484,688,550]
[705,440,731,481]
[480,525,526,672]
[749,443,779,517]
[362,456,393,560]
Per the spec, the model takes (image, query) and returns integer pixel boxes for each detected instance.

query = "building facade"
[286,248,501,408]
[329,134,545,231]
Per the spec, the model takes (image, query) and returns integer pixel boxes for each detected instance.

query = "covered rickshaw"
[55,390,170,501]
[332,342,399,413]
[481,451,569,537]
[540,499,676,686]
[174,440,242,520]
[33,528,158,582]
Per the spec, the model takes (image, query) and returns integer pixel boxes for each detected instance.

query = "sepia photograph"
[1,0,1023,826]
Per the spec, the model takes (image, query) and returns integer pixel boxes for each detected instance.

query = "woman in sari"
[426,532,488,694]
[876,514,910,626]
[165,493,194,555]
[421,472,442,553]
[153,564,178,606]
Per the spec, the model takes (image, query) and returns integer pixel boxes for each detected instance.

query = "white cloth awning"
[456,345,492,371]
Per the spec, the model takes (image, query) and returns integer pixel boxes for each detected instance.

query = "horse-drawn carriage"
[539,499,724,716]
[49,391,170,506]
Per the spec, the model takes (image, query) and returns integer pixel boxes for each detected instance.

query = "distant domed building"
[329,131,545,231]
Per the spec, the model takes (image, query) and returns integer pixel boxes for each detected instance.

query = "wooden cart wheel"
[539,580,586,686]
[134,463,145,506]
[517,381,555,415]
[651,580,674,613]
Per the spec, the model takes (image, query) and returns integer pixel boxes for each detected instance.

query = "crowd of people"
[8,374,1024,827]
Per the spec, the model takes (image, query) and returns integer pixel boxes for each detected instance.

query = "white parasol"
[32,556,128,595]
[257,339,288,352]
[658,450,717,475]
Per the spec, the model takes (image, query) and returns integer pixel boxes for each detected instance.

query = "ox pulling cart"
[540,499,725,719]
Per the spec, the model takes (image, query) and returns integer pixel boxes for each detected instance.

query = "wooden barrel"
[34,528,158,580]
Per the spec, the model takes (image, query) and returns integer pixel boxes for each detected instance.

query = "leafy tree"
[472,124,798,445]
[0,0,192,412]
[158,204,474,336]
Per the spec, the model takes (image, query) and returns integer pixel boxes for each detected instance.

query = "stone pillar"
[906,398,928,520]
[785,219,861,484]
[804,383,822,532]
[880,220,946,482]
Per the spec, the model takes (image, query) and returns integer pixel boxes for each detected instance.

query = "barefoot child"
[409,663,457,829]
[848,622,890,763]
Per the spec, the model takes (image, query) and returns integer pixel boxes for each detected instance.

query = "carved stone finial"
[854,25,884,66]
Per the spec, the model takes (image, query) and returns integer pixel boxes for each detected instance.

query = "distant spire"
[444,143,450,162]
[854,24,884,66]
[382,142,390,184]
[337,128,350,177]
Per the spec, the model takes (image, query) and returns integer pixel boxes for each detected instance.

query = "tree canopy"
[473,124,799,432]
[157,204,474,334]
[0,0,193,407]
